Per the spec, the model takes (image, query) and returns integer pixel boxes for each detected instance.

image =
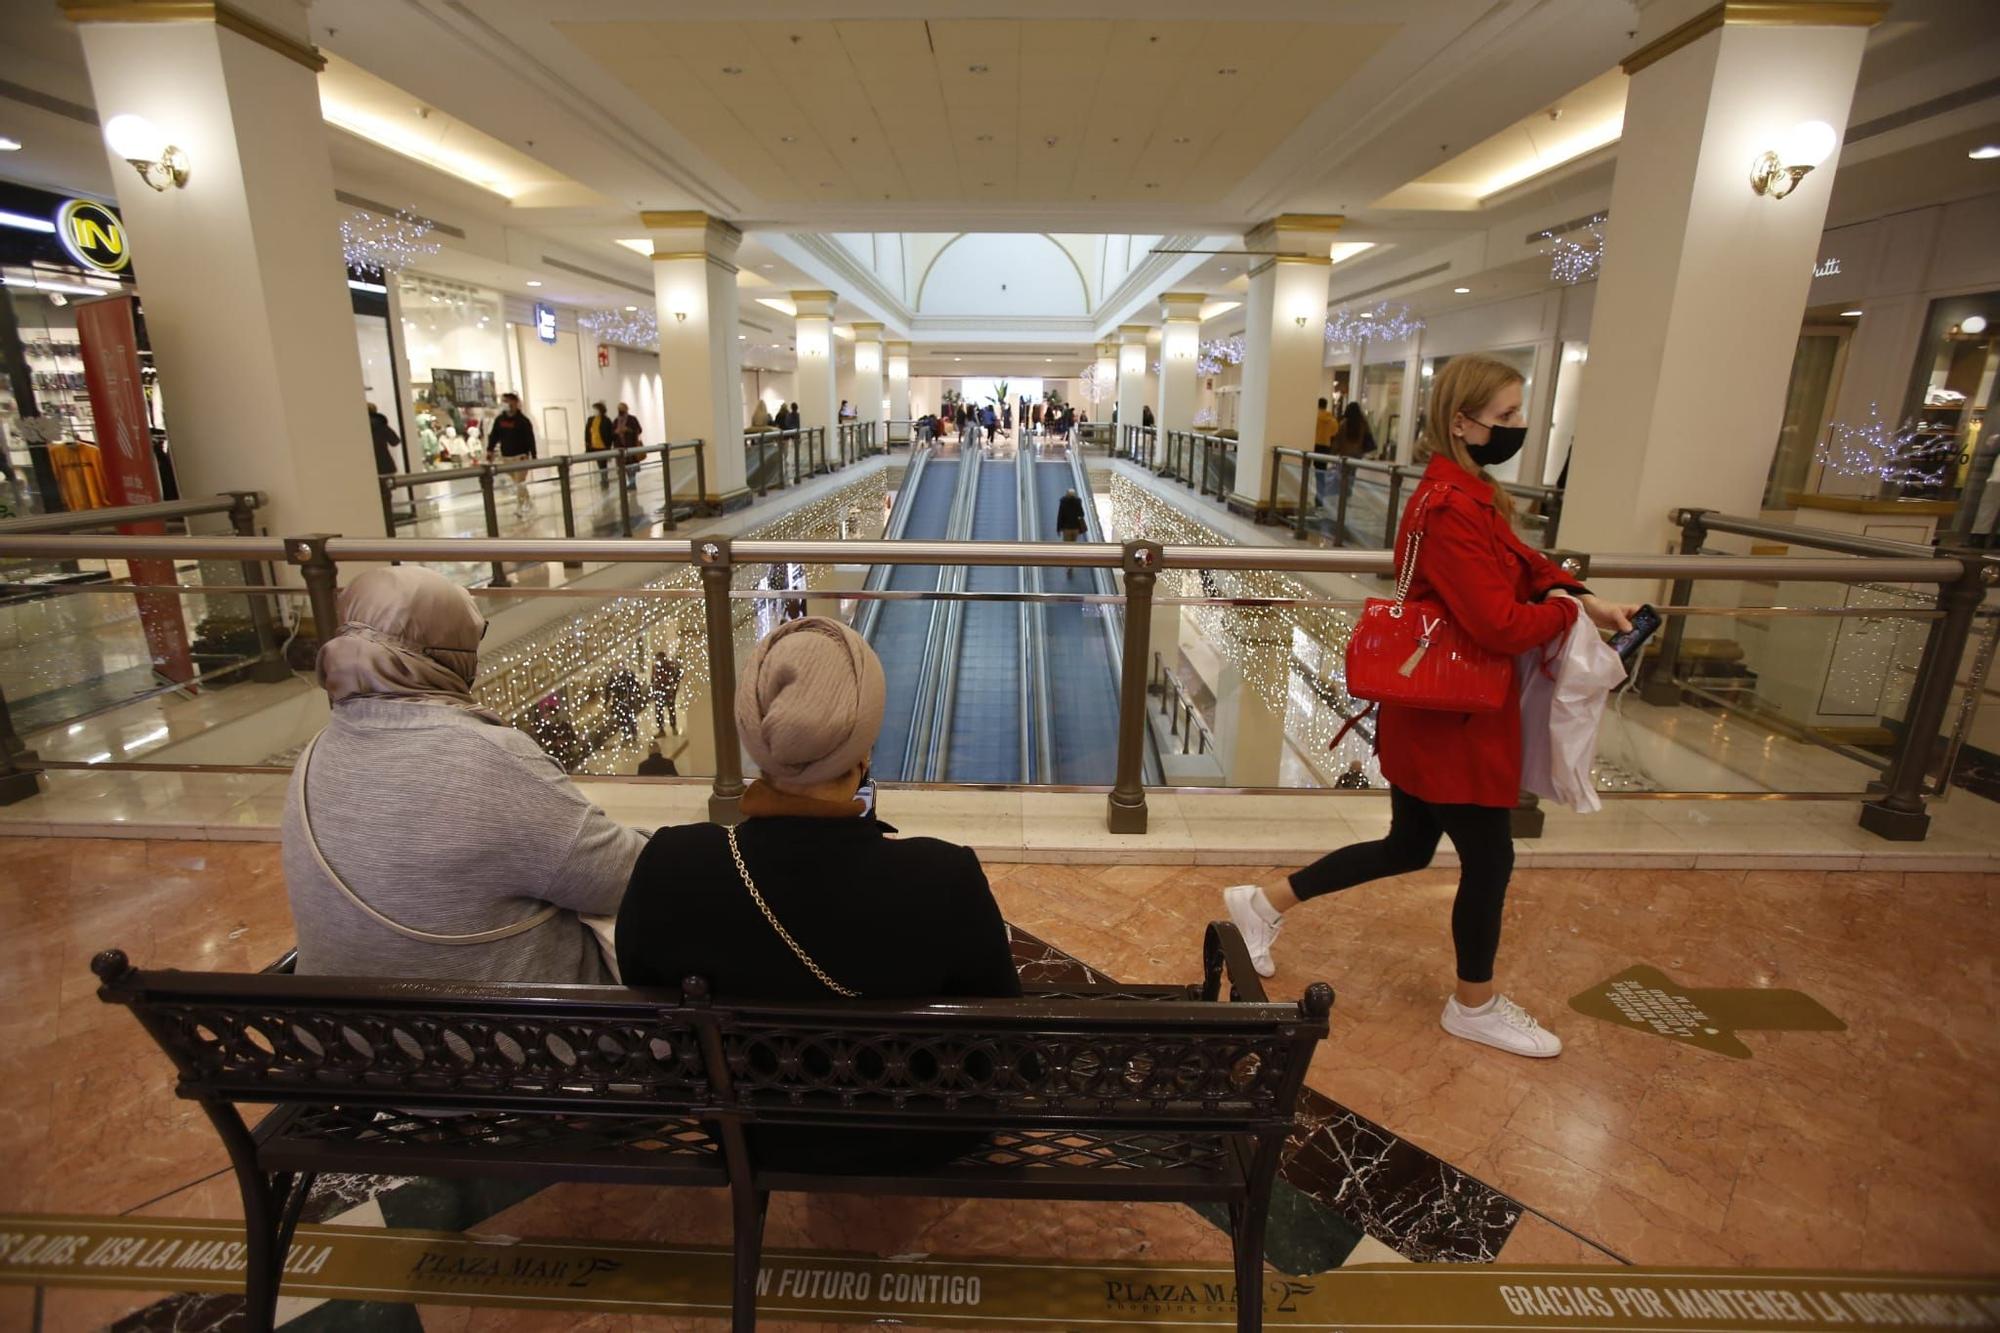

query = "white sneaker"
[1222,885,1282,978]
[1441,994,1563,1058]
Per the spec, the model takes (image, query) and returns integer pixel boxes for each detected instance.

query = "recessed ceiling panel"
[553,18,1397,205]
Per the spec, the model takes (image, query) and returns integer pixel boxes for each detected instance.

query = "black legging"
[1289,785,1513,983]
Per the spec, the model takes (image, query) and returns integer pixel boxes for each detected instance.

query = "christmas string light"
[340,207,441,277]
[1324,302,1424,349]
[1813,401,1956,487]
[579,307,659,351]
[1535,213,1605,286]
[471,471,890,771]
[1108,477,1369,771]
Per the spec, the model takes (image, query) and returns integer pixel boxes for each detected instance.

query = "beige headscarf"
[735,616,885,788]
[317,567,498,720]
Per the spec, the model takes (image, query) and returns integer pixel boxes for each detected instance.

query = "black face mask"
[1465,422,1527,467]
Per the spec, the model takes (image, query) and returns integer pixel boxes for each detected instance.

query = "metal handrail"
[1671,507,1939,559]
[1152,651,1216,758]
[1,524,1988,842]
[0,491,261,534]
[1265,446,1562,546]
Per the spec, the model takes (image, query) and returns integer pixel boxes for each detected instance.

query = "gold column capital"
[61,0,325,71]
[1623,1,1887,75]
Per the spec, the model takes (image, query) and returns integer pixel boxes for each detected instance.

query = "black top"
[618,815,1020,1171]
[1055,494,1086,532]
[488,411,537,457]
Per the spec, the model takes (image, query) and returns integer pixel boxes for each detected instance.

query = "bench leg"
[200,1102,289,1332]
[732,1187,770,1333]
[1233,1197,1268,1333]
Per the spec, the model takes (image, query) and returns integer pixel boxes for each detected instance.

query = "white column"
[1156,292,1203,433]
[69,6,379,538]
[1213,663,1286,787]
[791,290,839,446]
[1510,338,1560,486]
[1564,1,1878,556]
[1115,324,1149,437]
[1231,215,1341,515]
[647,211,748,507]
[1396,337,1424,463]
[851,322,884,443]
[886,339,911,430]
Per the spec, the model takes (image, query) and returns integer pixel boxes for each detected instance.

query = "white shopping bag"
[1518,614,1629,813]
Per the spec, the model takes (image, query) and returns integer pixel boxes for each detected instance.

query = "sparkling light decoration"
[474,470,889,773]
[1536,213,1605,286]
[1108,476,1372,780]
[1813,401,1956,488]
[1324,302,1424,350]
[1076,360,1116,405]
[339,207,440,277]
[1149,334,1247,380]
[579,307,659,351]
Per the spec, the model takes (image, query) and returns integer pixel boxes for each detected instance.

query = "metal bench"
[93,922,1332,1332]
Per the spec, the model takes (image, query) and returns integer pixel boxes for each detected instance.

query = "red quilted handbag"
[1342,493,1511,713]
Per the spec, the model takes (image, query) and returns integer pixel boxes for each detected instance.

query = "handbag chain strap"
[1390,491,1432,615]
[724,825,860,998]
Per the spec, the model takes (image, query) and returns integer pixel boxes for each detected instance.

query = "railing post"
[1543,490,1564,547]
[1641,508,1706,707]
[1107,539,1162,834]
[0,680,40,805]
[377,475,398,539]
[285,534,342,661]
[1294,454,1311,542]
[556,457,581,568]
[659,448,678,533]
[1860,551,1994,842]
[226,491,292,683]
[477,465,510,588]
[694,439,710,515]
[1383,467,1405,549]
[1332,458,1352,549]
[696,537,745,826]
[614,449,635,535]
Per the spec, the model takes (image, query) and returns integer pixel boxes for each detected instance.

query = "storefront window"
[1896,292,1997,540]
[397,272,506,464]
[1762,327,1848,510]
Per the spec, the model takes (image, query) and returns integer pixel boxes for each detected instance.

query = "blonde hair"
[1419,354,1523,512]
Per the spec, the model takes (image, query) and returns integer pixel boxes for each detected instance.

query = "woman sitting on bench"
[617,616,1020,1169]
[283,566,645,984]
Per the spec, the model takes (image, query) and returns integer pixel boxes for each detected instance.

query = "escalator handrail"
[1068,448,1166,787]
[1019,448,1055,782]
[922,452,983,780]
[904,448,979,781]
[857,448,928,642]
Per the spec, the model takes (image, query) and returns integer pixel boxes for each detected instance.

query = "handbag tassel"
[1397,641,1428,677]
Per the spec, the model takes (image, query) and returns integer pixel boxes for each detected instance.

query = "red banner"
[75,295,194,686]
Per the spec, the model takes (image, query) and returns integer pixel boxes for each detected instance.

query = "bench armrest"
[1202,921,1267,1004]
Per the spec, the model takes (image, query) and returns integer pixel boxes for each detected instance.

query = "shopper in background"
[367,402,401,476]
[605,664,647,745]
[750,399,772,431]
[487,393,537,513]
[1313,398,1337,455]
[613,401,644,489]
[1334,402,1376,459]
[584,401,615,477]
[652,651,684,735]
[1223,354,1637,1060]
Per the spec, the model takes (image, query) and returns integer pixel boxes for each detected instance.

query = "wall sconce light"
[1294,314,1309,328]
[1750,119,1836,200]
[104,114,188,191]
[673,310,689,323]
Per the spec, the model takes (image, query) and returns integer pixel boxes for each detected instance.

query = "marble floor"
[0,835,1992,1331]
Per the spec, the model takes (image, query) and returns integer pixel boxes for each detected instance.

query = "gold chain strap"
[724,825,860,998]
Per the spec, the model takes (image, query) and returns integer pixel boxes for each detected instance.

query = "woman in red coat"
[1225,355,1635,1058]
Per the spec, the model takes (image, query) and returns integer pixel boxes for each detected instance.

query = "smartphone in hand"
[1609,604,1663,664]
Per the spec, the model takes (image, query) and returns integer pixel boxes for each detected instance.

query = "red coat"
[1374,455,1582,808]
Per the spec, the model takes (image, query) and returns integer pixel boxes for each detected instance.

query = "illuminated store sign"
[56,198,130,275]
[534,302,557,344]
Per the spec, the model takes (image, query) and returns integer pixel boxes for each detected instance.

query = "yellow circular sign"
[56,198,130,275]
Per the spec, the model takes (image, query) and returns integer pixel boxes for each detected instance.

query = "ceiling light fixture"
[1967,145,1999,160]
[1217,67,1237,75]
[780,135,797,143]
[525,280,542,287]
[1172,136,1191,145]
[1840,309,1863,317]
[1958,315,1988,334]
[625,304,638,311]
[0,137,20,152]
[1453,286,1471,294]
[1750,119,1837,200]
[104,113,188,191]
[969,64,988,73]
[722,66,742,75]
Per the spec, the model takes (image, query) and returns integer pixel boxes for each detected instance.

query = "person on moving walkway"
[1055,487,1087,584]
[1222,354,1636,1059]
[617,617,1018,1170]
